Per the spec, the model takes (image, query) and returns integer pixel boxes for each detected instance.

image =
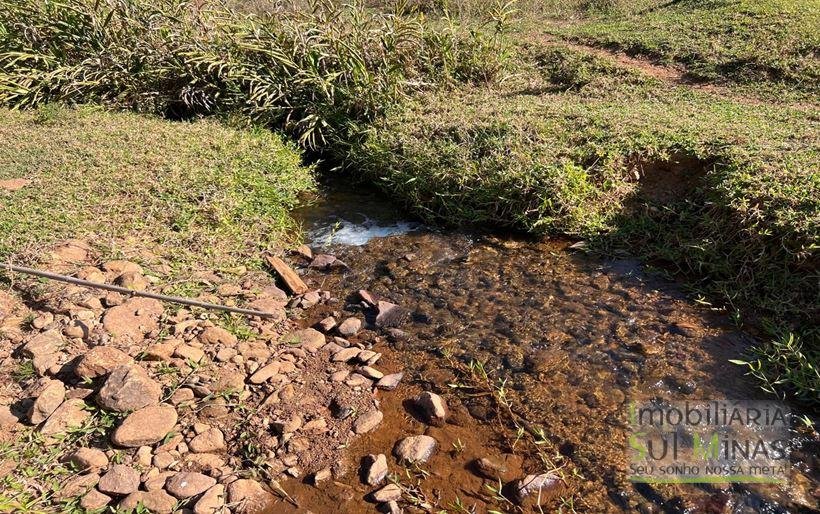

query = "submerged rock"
[375,301,408,328]
[512,472,563,506]
[393,435,437,464]
[353,409,383,434]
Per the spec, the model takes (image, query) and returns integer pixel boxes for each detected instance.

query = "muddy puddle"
[272,184,818,513]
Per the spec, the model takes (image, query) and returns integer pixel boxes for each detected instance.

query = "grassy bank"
[547,0,820,96]
[0,106,315,273]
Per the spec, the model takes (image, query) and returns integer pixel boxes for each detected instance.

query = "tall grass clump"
[0,0,511,150]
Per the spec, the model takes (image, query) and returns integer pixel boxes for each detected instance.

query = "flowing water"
[281,183,818,513]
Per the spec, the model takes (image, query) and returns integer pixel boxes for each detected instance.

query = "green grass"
[547,0,820,95]
[0,0,509,151]
[0,105,315,273]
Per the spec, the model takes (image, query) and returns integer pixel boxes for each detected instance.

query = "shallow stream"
[281,182,818,513]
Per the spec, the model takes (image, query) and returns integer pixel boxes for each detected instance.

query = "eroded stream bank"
[277,184,819,513]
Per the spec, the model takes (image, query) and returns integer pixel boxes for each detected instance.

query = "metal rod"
[0,263,279,318]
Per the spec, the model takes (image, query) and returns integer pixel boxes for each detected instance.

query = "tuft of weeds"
[730,329,820,409]
[12,359,36,383]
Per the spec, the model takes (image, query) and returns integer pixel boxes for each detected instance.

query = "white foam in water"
[307,216,422,246]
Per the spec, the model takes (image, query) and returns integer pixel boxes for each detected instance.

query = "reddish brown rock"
[227,479,275,514]
[75,346,132,380]
[189,427,226,453]
[114,271,149,291]
[111,405,177,447]
[0,178,31,191]
[40,399,90,437]
[21,329,62,359]
[198,326,238,347]
[66,447,109,472]
[98,464,140,496]
[165,471,216,499]
[102,297,164,342]
[102,260,143,276]
[50,240,94,265]
[80,489,111,510]
[194,484,226,514]
[119,490,177,513]
[281,328,325,353]
[28,379,66,424]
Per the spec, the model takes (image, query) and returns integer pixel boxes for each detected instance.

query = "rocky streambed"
[0,184,816,514]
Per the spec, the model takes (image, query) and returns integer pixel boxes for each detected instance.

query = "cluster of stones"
[0,241,562,512]
[0,242,410,513]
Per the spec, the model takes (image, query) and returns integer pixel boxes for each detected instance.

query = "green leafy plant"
[730,331,819,407]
